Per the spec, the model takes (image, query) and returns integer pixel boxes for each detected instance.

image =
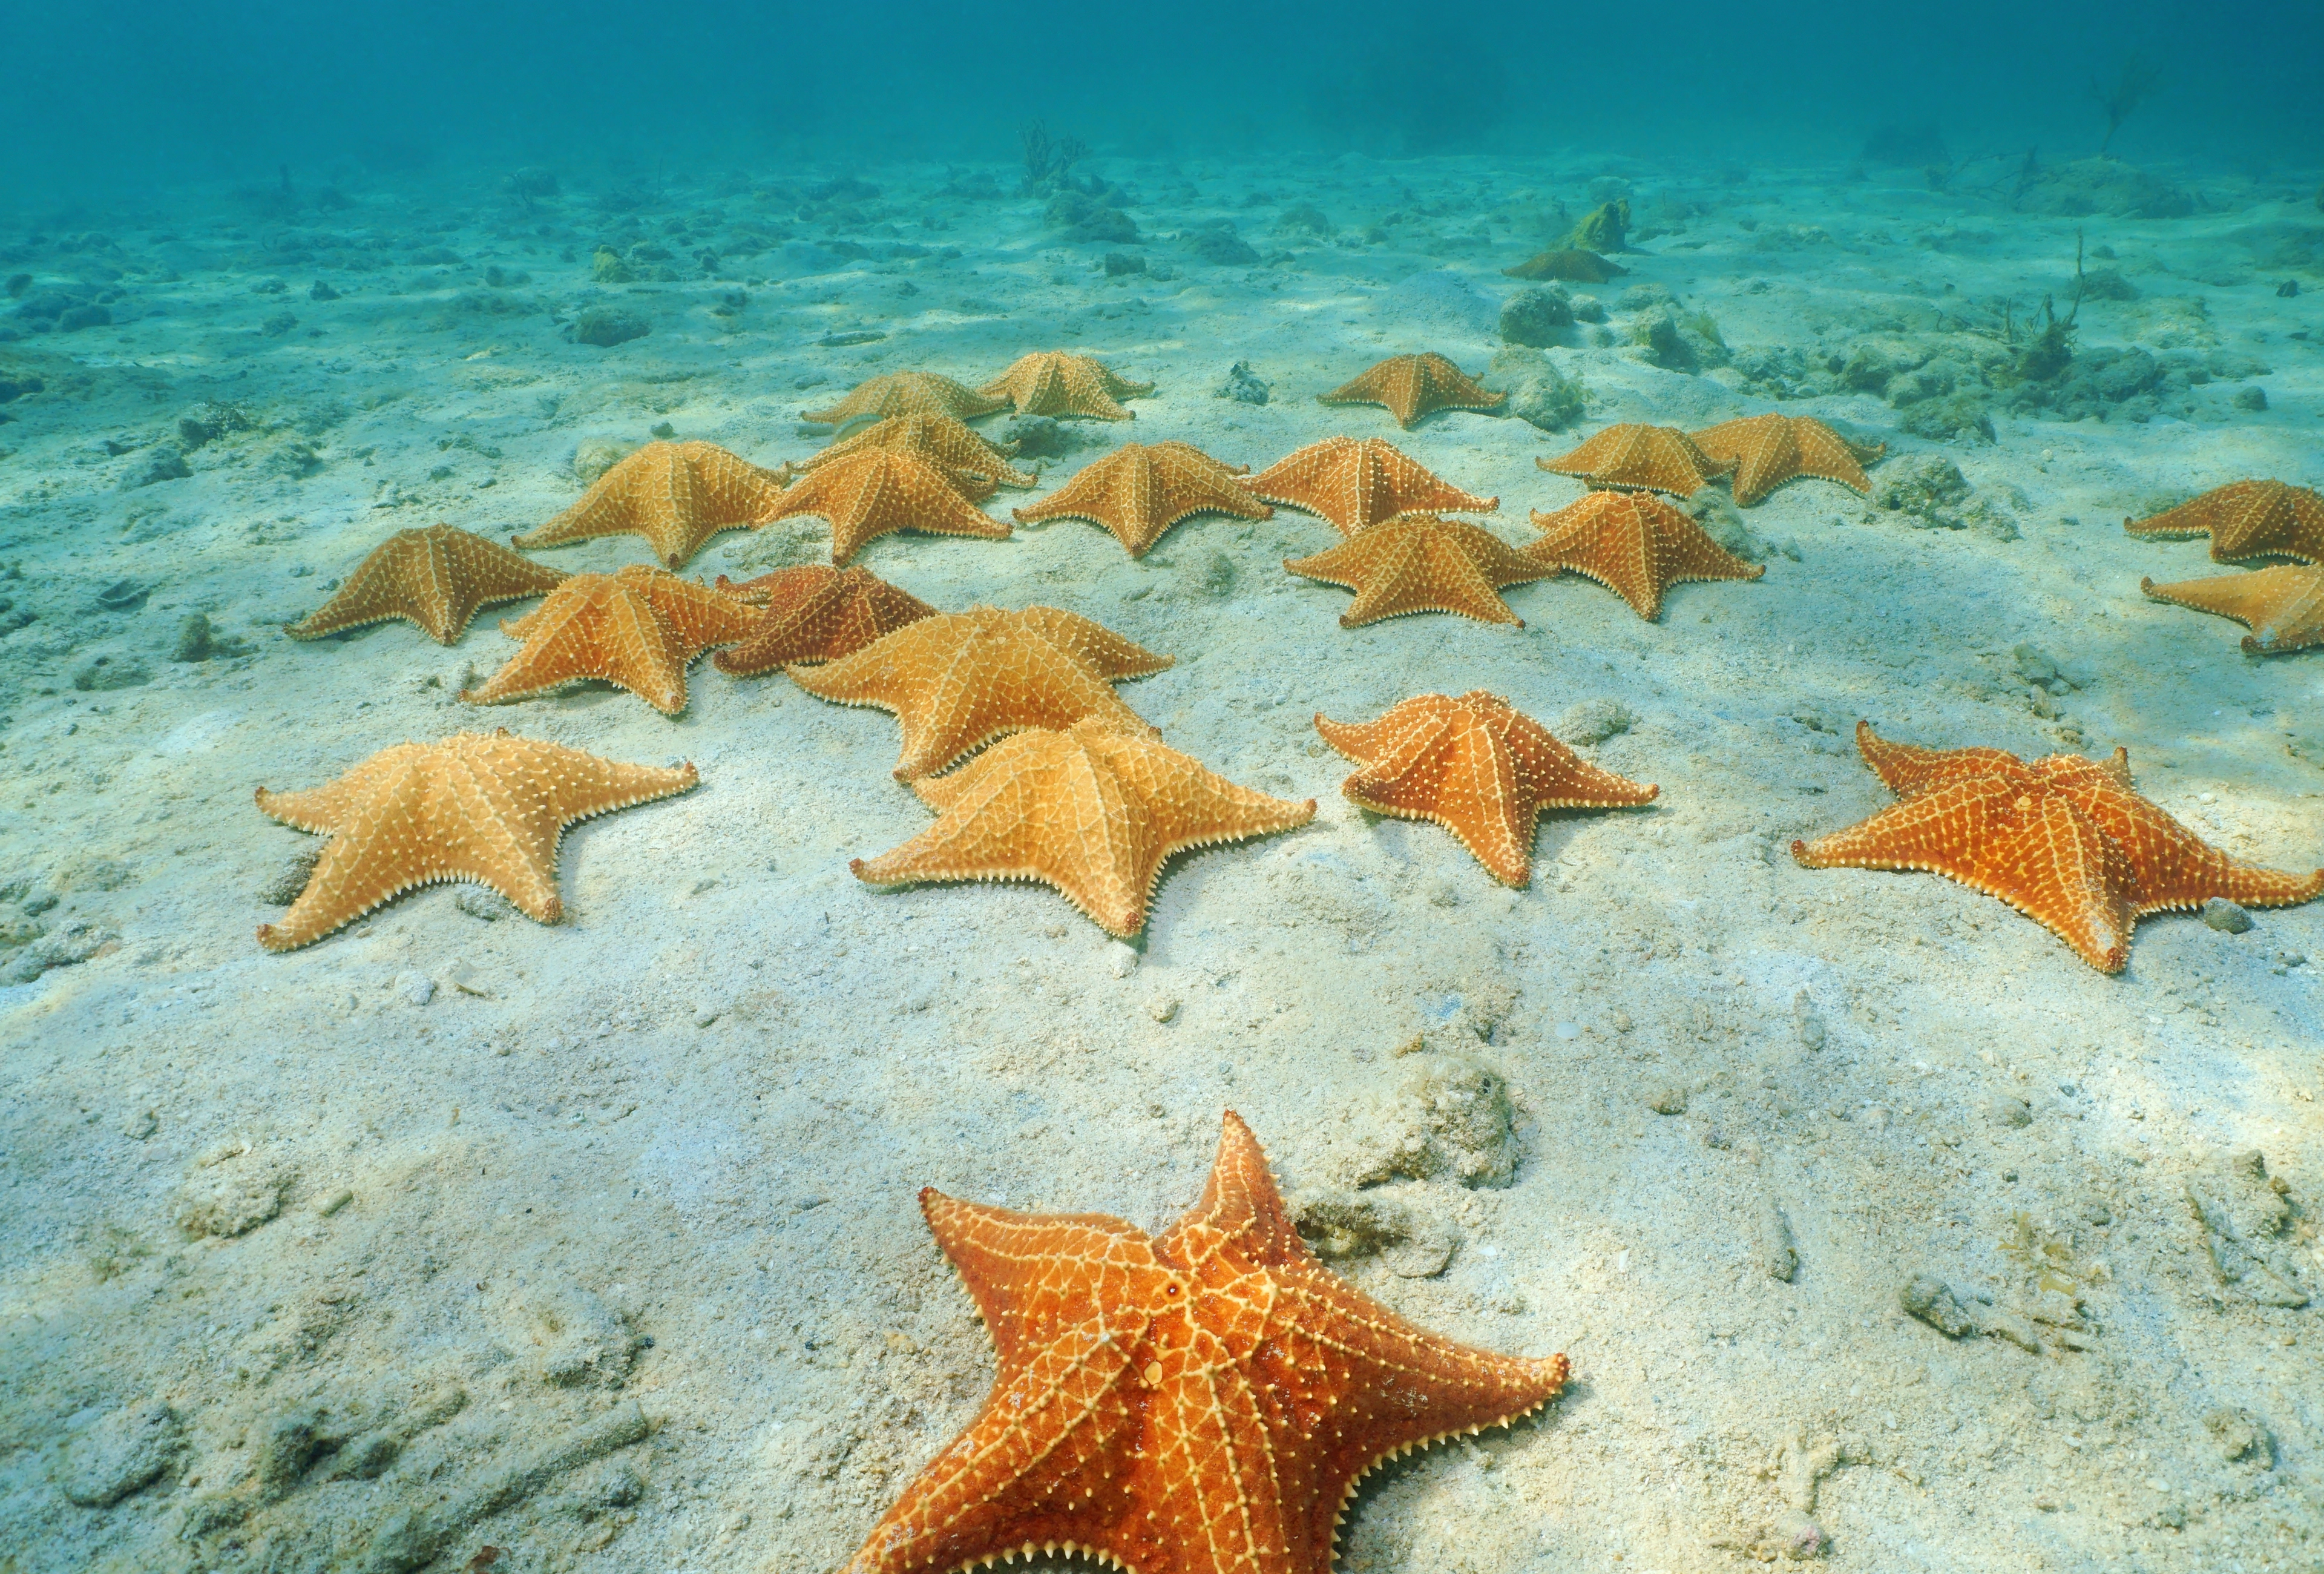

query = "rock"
[1489,346,1585,430]
[395,970,435,1007]
[1900,1273,1977,1337]
[456,886,520,922]
[1146,994,1180,1024]
[171,611,214,661]
[255,845,323,905]
[1898,392,1995,443]
[5,917,118,983]
[1759,1199,1797,1282]
[573,437,632,484]
[1002,415,1101,458]
[1045,192,1138,244]
[2185,1151,2308,1307]
[1187,223,1259,266]
[1985,1096,2033,1129]
[1499,286,1572,347]
[1647,1085,1688,1115]
[1214,360,1270,404]
[1103,251,1145,276]
[1567,292,1607,324]
[1107,942,1138,978]
[261,310,298,338]
[309,280,340,301]
[1293,1188,1458,1279]
[2231,385,2267,412]
[573,308,649,347]
[70,654,149,692]
[1555,697,1633,745]
[2204,1406,2274,1467]
[2201,898,2253,934]
[118,446,191,489]
[61,1401,182,1507]
[2014,157,2192,220]
[1334,1053,1522,1190]
[1793,989,1827,1050]
[58,303,113,332]
[516,1285,640,1388]
[177,1141,290,1239]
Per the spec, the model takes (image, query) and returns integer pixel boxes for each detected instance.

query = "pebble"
[394,971,435,1007]
[62,1401,183,1508]
[455,887,519,922]
[176,1142,288,1239]
[1147,995,1180,1024]
[255,845,323,905]
[2201,897,2253,934]
[1647,1085,1688,1115]
[122,1108,157,1140]
[1759,1199,1798,1282]
[1555,697,1633,745]
[1108,942,1138,978]
[1899,1273,1977,1338]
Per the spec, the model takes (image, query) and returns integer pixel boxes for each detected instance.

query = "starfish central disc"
[1319,352,1505,429]
[1284,512,1553,627]
[1525,492,1764,621]
[767,448,1011,565]
[799,413,1037,496]
[979,351,1154,420]
[1013,441,1271,556]
[711,565,937,674]
[803,372,1008,429]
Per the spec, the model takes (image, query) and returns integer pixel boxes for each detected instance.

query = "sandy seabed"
[1,148,2320,1572]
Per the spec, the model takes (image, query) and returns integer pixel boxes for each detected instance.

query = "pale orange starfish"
[459,564,755,716]
[511,441,789,569]
[1245,436,1497,535]
[287,524,566,645]
[1317,691,1658,885]
[1537,424,1730,497]
[766,448,1011,564]
[1319,352,1505,429]
[1793,722,2324,972]
[979,351,1153,420]
[1689,413,1883,508]
[711,564,937,674]
[796,413,1037,496]
[836,1111,1566,1574]
[2142,565,2324,654]
[1526,491,1762,621]
[2123,480,2324,565]
[1285,512,1553,627]
[803,371,1006,429]
[1012,441,1270,556]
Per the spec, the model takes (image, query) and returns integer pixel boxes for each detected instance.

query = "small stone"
[1555,697,1633,745]
[1978,1305,2042,1352]
[170,611,215,662]
[1213,360,1270,404]
[573,438,632,484]
[309,280,340,301]
[1292,1188,1458,1279]
[1108,943,1139,978]
[1102,252,1146,277]
[455,887,520,922]
[2204,1406,2274,1466]
[2231,385,2267,412]
[255,846,322,906]
[313,1187,353,1217]
[176,1142,289,1239]
[573,308,649,347]
[122,1108,157,1141]
[1759,1199,1798,1282]
[71,655,151,691]
[1147,995,1180,1024]
[1899,1273,1976,1338]
[1647,1086,1688,1115]
[260,310,298,337]
[2201,897,2252,934]
[1986,1096,2033,1128]
[1498,286,1573,347]
[395,970,436,1007]
[62,1401,182,1508]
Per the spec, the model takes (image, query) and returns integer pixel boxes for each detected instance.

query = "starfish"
[799,413,1038,496]
[979,351,1153,420]
[1319,352,1505,429]
[2142,565,2324,654]
[1245,436,1497,536]
[1793,722,2324,973]
[2123,480,2324,564]
[767,448,1012,565]
[1500,248,1627,283]
[1317,691,1658,886]
[1285,513,1552,628]
[511,441,789,570]
[711,565,937,674]
[1011,441,1271,557]
[254,729,697,952]
[789,606,1172,779]
[852,722,1315,935]
[1526,492,1763,621]
[459,564,755,716]
[1538,424,1731,497]
[836,1111,1566,1574]
[1688,413,1885,508]
[286,524,566,645]
[803,371,1008,429]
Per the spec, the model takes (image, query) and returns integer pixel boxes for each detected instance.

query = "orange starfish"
[767,448,1011,565]
[803,371,1007,429]
[853,722,1313,935]
[1317,691,1658,886]
[254,729,697,951]
[1245,436,1498,536]
[788,606,1171,779]
[1689,413,1884,508]
[287,524,566,645]
[1286,513,1552,628]
[2142,565,2324,655]
[1319,352,1505,429]
[459,564,755,716]
[2123,480,2324,564]
[798,413,1037,496]
[511,441,789,570]
[1526,492,1763,621]
[1537,424,1731,497]
[1501,248,1626,283]
[979,351,1152,420]
[1012,441,1271,557]
[711,565,937,674]
[1793,722,2324,972]
[836,1111,1566,1574]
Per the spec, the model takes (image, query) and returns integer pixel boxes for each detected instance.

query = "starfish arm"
[286,536,439,641]
[1546,534,1662,621]
[2038,768,2324,915]
[1311,711,1399,767]
[638,573,757,656]
[1851,721,2027,800]
[259,762,464,949]
[254,743,430,835]
[2144,566,2324,651]
[1087,726,1316,881]
[1011,608,1175,680]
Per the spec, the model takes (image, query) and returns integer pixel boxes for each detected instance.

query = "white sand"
[1,151,2319,1571]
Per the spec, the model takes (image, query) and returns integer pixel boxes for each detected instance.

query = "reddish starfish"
[1793,722,2324,972]
[1537,424,1730,497]
[1689,413,1883,509]
[1526,491,1763,621]
[1285,512,1553,628]
[1012,441,1270,557]
[1319,352,1505,429]
[711,565,937,674]
[837,1110,1567,1574]
[1244,436,1497,536]
[2123,480,2324,564]
[287,524,566,645]
[1317,691,1658,885]
[511,441,789,569]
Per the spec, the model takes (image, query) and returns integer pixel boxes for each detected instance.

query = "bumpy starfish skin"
[852,722,1313,936]
[1526,492,1764,621]
[979,352,1154,420]
[287,524,567,645]
[711,565,937,674]
[511,441,789,569]
[800,413,1037,494]
[460,565,755,716]
[1285,513,1554,628]
[1689,413,1884,508]
[803,372,1007,428]
[767,448,1012,564]
[2124,480,2324,564]
[1012,441,1270,556]
[788,607,1172,779]
[838,1111,1566,1574]
[2142,565,2324,654]
[1537,424,1732,497]
[1319,352,1505,429]
[1318,691,1658,886]
[1792,722,2324,972]
[1500,248,1626,283]
[254,730,697,951]
[1245,436,1497,535]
